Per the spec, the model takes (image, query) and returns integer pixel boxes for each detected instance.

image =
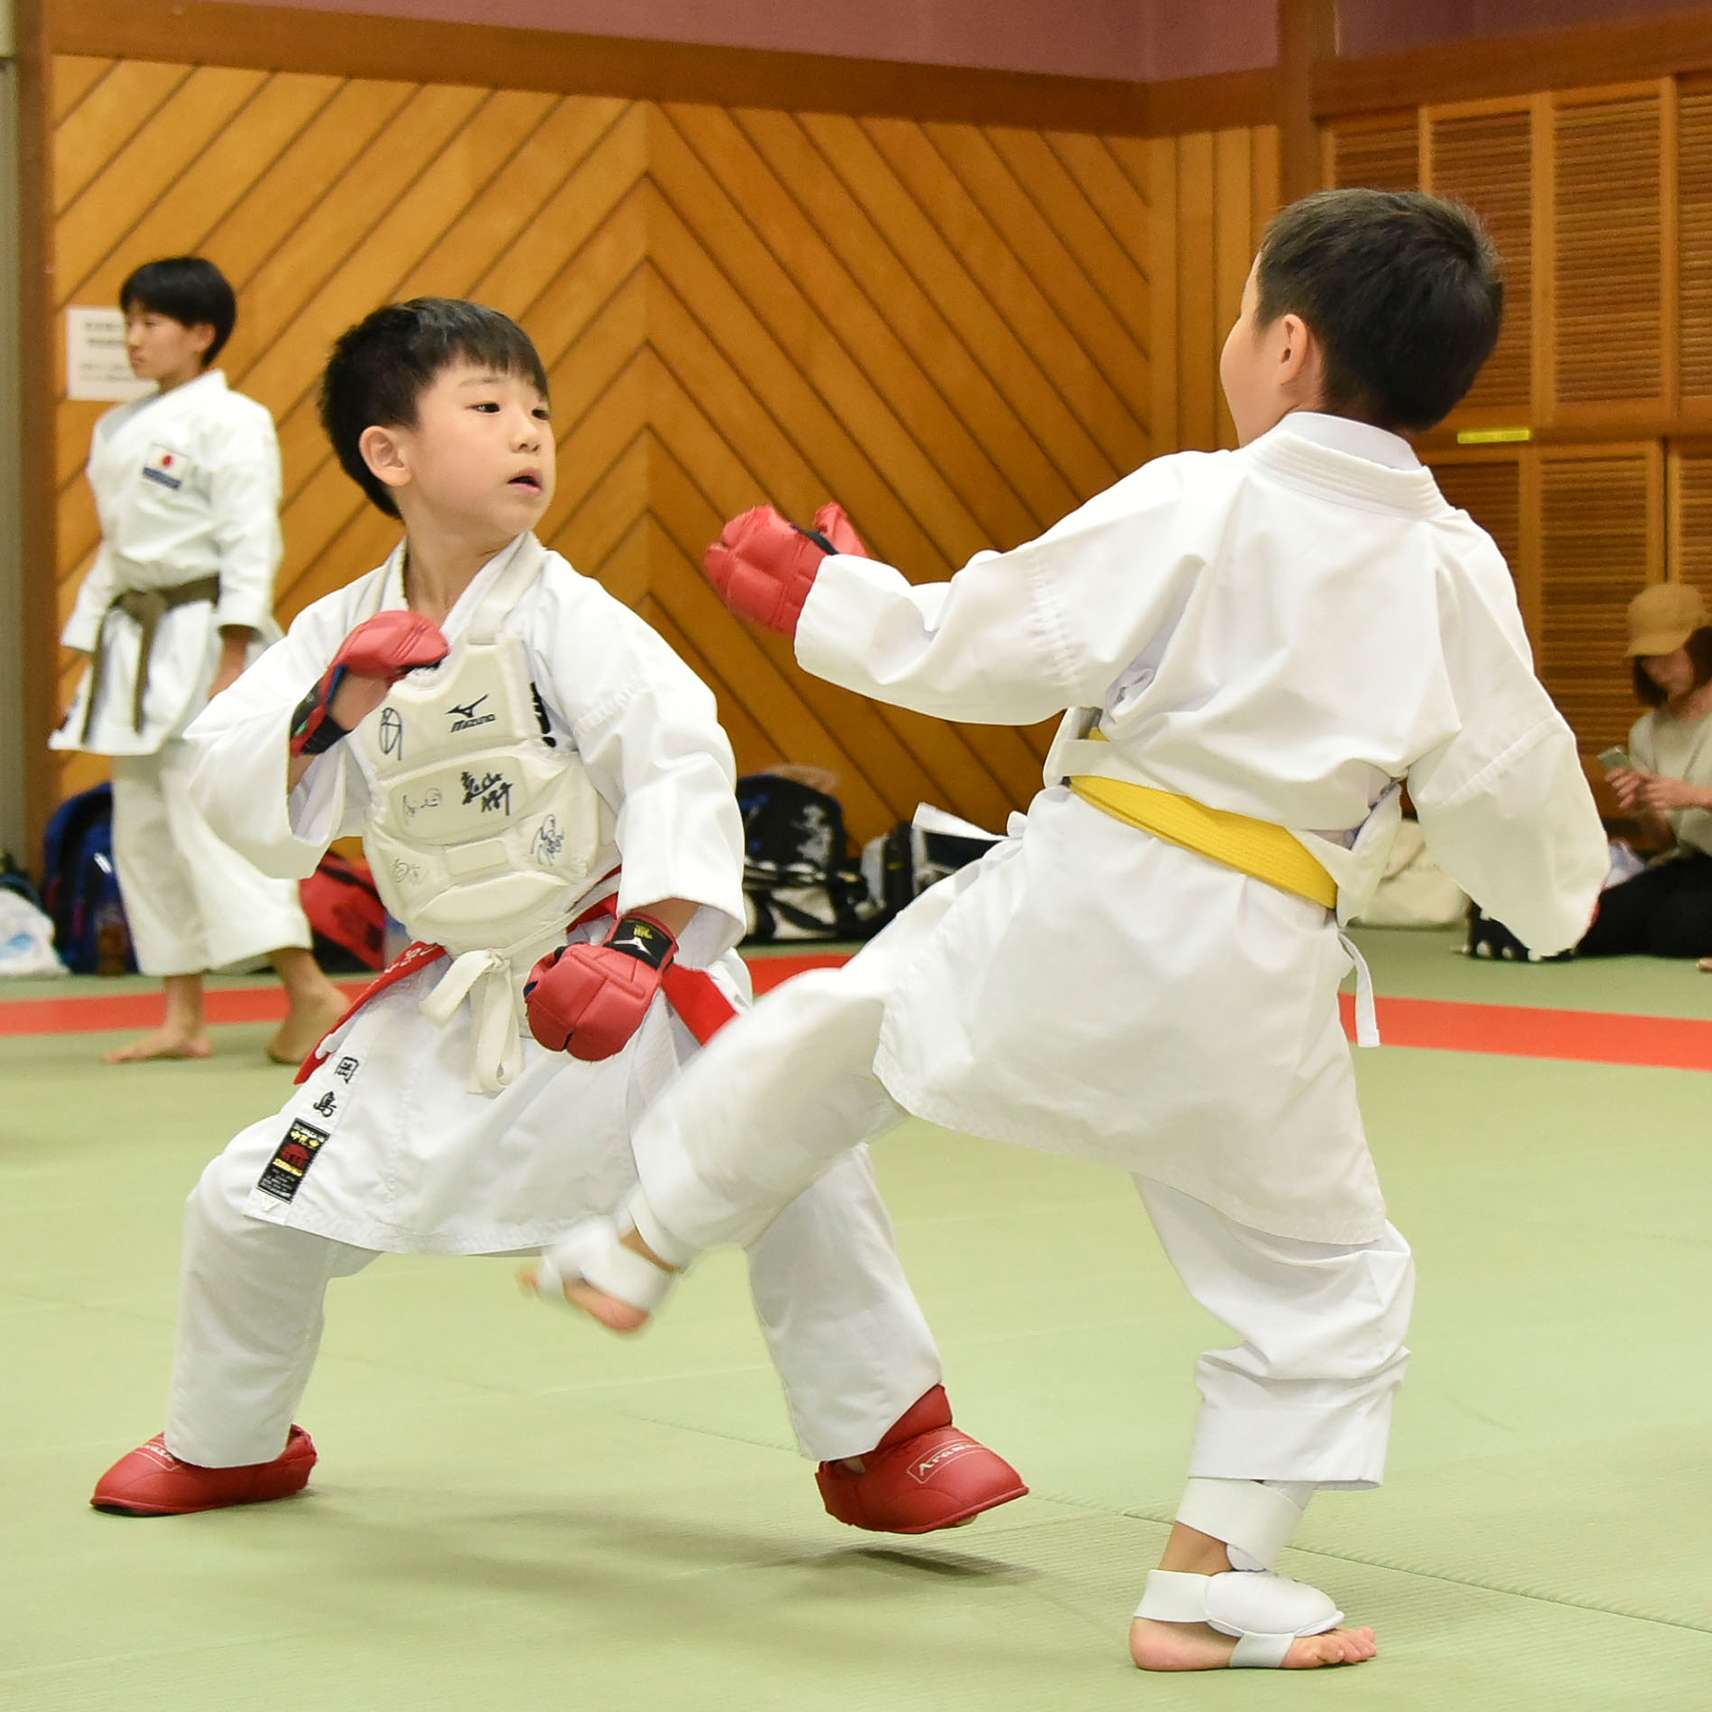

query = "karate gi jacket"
[180,538,748,1250]
[795,416,1608,1242]
[55,371,282,757]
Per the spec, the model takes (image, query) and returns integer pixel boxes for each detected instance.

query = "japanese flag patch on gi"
[141,444,187,490]
[257,1117,330,1203]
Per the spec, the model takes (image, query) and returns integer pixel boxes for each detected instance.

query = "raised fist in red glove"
[703,502,868,638]
[524,912,678,1062]
[289,611,450,756]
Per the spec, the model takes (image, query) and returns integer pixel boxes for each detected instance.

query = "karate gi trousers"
[628,915,1416,1490]
[112,738,312,976]
[166,1134,938,1469]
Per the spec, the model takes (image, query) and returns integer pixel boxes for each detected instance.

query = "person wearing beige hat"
[1578,581,1712,960]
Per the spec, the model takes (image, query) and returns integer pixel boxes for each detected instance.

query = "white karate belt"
[1339,930,1380,1048]
[416,916,578,1095]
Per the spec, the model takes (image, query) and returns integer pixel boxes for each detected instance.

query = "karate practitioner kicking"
[522,192,1609,1671]
[90,298,1024,1532]
[55,257,345,1064]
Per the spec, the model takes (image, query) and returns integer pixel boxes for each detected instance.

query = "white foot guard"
[534,1215,676,1314]
[1136,1568,1343,1668]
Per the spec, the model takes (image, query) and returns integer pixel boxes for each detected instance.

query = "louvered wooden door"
[1422,100,1537,425]
[1681,78,1712,421]
[1548,83,1671,427]
[1427,449,1537,634]
[1669,443,1712,602]
[1428,446,1666,758]
[1538,444,1662,753]
[1323,113,1419,191]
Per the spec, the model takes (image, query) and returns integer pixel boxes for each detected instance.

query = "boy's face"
[366,361,555,538]
[124,308,214,386]
[1218,259,1315,446]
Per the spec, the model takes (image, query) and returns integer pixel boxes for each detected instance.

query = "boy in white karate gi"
[54,257,346,1064]
[524,193,1610,1671]
[90,298,1024,1535]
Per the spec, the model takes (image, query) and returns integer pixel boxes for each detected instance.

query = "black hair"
[318,297,551,517]
[1255,189,1504,432]
[1632,628,1712,706]
[118,257,236,365]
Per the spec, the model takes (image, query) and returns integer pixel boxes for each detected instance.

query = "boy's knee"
[185,1143,262,1234]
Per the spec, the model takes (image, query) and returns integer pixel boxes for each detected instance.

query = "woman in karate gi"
[54,257,345,1064]
[524,193,1611,1671]
[89,298,1024,1534]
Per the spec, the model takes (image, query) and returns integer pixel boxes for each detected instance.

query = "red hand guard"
[290,611,450,756]
[703,503,868,638]
[524,913,678,1063]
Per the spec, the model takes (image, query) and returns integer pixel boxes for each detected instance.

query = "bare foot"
[103,1027,213,1064]
[1129,1617,1378,1671]
[267,991,348,1065]
[516,1264,654,1334]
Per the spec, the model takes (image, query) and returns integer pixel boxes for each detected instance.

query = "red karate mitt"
[290,612,449,756]
[524,912,678,1062]
[703,503,868,638]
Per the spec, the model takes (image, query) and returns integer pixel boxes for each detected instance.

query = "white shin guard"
[1134,1477,1338,1668]
[535,1215,676,1314]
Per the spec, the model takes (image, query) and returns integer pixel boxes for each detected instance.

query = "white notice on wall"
[66,308,154,403]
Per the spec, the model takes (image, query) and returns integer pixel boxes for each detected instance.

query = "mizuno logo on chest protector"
[447,693,497,732]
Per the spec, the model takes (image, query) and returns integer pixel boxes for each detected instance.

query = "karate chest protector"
[353,546,613,958]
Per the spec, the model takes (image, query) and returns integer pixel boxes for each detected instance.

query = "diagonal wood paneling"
[48,54,1169,841]
[1147,124,1281,454]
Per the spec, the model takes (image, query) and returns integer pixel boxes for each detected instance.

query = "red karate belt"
[295,886,739,1083]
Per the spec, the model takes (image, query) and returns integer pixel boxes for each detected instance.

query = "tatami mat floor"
[4,927,1708,1709]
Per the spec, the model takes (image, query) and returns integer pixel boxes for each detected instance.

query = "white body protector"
[352,537,615,1092]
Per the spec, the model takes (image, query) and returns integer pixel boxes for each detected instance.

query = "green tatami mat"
[1347,924,1712,1018]
[5,995,1711,1710]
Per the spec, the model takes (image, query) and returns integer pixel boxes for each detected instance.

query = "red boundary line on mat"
[4,957,1710,1070]
[1334,992,1712,1071]
[0,955,846,1039]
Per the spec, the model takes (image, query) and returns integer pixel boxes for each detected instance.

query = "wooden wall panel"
[1550,85,1667,415]
[1669,445,1712,600]
[1147,123,1282,455]
[1326,76,1712,766]
[1324,112,1419,190]
[1680,83,1712,407]
[1423,103,1535,418]
[47,53,1175,840]
[1537,445,1662,752]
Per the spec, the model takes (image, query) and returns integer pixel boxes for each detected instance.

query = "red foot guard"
[817,1386,1027,1535]
[91,1426,317,1516]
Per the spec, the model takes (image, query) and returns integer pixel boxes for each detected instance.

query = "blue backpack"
[40,784,136,975]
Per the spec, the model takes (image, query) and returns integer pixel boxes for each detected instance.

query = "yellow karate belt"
[1067,735,1337,910]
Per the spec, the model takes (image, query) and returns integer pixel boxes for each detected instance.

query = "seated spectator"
[1579,584,1712,961]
